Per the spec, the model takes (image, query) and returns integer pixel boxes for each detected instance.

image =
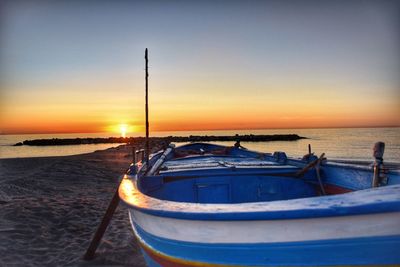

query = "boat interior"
[136,143,399,204]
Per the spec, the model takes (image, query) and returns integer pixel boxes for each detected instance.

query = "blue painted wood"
[196,182,231,203]
[120,142,400,266]
[134,222,400,266]
[144,174,317,204]
[128,142,400,220]
[127,181,400,220]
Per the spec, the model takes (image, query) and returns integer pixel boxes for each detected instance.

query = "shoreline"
[0,144,129,160]
[0,144,149,266]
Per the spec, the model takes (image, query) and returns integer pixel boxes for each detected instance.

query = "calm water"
[0,128,399,162]
[0,133,125,159]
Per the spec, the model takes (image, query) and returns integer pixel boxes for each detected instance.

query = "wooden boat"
[119,142,400,266]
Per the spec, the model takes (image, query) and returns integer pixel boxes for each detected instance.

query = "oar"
[147,145,174,175]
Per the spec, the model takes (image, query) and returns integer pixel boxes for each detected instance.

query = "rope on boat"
[295,153,325,177]
[315,157,326,195]
[296,153,326,195]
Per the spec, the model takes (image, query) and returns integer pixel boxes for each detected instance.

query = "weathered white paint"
[119,176,400,215]
[130,210,400,244]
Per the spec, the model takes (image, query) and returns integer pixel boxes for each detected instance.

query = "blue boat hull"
[133,221,400,267]
[119,143,400,266]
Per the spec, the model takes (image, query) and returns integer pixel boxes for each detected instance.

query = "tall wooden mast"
[145,48,149,165]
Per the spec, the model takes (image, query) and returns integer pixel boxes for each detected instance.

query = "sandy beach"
[0,144,149,266]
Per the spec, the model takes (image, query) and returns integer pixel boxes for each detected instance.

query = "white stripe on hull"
[130,210,400,244]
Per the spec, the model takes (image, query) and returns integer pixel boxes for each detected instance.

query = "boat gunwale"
[119,174,400,221]
[119,142,400,221]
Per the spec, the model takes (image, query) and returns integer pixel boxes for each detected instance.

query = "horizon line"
[1,125,399,135]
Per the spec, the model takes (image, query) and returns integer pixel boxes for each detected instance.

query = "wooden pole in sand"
[83,188,120,260]
[145,48,150,167]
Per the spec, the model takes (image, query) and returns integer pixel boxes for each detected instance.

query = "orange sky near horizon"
[1,1,399,135]
[1,76,399,135]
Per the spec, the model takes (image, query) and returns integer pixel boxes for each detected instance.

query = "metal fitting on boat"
[273,151,287,164]
[302,153,318,163]
[372,142,386,187]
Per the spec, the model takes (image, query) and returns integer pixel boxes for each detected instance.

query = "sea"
[0,127,399,162]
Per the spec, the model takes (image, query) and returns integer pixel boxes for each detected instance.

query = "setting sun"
[120,124,128,138]
[105,123,141,137]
